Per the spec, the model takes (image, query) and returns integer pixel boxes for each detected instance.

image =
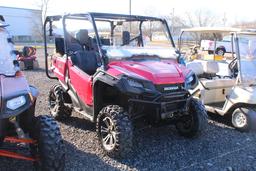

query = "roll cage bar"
[43,12,175,79]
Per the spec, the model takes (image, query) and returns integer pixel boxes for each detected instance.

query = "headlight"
[127,79,144,88]
[185,72,198,89]
[7,96,26,110]
[186,75,194,83]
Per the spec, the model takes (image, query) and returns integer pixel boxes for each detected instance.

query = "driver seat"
[76,29,92,50]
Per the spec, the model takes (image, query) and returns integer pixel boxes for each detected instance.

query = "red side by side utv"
[44,13,208,158]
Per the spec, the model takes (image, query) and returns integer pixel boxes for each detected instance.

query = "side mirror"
[122,31,130,45]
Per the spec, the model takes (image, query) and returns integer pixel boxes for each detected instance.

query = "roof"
[181,27,241,33]
[65,12,164,22]
[0,6,40,12]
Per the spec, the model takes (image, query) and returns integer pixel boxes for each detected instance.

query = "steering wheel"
[228,57,238,77]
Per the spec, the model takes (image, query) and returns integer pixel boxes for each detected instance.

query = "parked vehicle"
[0,15,65,170]
[14,46,39,70]
[43,13,208,158]
[201,36,232,55]
[181,28,256,132]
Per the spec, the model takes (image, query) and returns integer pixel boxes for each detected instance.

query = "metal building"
[0,6,42,42]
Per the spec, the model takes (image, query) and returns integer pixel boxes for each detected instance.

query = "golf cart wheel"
[96,105,133,158]
[49,84,72,120]
[215,47,225,56]
[30,115,65,171]
[176,98,208,138]
[19,61,25,70]
[33,60,39,69]
[232,108,256,132]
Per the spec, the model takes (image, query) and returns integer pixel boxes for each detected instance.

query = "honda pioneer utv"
[0,16,65,170]
[44,13,207,157]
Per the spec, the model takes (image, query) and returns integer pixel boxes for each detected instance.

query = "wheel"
[176,98,208,138]
[96,105,133,158]
[29,115,65,171]
[33,60,39,69]
[208,50,214,54]
[215,48,225,56]
[48,84,72,120]
[19,61,25,70]
[232,108,256,132]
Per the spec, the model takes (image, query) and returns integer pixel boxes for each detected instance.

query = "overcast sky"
[0,0,255,25]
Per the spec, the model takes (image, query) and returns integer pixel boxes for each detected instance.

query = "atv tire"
[232,108,256,132]
[176,98,208,138]
[30,115,65,171]
[49,84,72,120]
[19,61,25,70]
[96,105,133,158]
[33,60,39,69]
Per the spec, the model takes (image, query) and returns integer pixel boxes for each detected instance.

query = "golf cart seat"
[187,60,236,89]
[201,78,236,89]
[187,60,219,77]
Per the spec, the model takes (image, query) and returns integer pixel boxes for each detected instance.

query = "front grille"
[156,84,184,94]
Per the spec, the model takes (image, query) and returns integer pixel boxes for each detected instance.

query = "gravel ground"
[0,49,256,171]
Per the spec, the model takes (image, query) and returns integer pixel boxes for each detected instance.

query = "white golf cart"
[179,28,256,132]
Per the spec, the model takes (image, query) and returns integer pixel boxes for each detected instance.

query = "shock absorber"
[9,117,26,139]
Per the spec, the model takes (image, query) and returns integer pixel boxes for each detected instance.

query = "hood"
[107,60,186,84]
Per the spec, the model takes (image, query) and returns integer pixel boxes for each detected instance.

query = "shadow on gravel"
[0,139,116,171]
[64,140,117,170]
[23,68,45,73]
[61,115,95,131]
[111,121,256,171]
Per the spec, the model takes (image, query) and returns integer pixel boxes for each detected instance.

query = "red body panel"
[53,56,190,106]
[107,59,186,85]
[52,57,66,82]
[68,60,93,106]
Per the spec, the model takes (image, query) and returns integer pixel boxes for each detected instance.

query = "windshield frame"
[235,32,256,85]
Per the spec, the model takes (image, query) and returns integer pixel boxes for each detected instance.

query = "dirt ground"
[0,48,256,171]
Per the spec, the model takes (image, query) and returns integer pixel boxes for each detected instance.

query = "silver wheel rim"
[49,91,57,115]
[100,116,116,151]
[233,112,247,128]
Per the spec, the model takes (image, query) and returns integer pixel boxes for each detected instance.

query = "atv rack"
[0,136,38,161]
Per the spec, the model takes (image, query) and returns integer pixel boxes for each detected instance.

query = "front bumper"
[128,90,190,120]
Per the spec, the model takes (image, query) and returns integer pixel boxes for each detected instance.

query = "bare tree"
[31,0,50,41]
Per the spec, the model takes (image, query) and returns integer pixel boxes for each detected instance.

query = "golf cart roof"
[181,27,241,33]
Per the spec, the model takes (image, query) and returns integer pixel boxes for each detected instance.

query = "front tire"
[48,84,72,120]
[176,98,208,138]
[232,108,256,132]
[96,105,133,158]
[30,115,65,171]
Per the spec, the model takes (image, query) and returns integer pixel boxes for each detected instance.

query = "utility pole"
[129,0,132,32]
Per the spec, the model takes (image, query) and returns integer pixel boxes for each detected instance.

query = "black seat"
[71,50,98,75]
[76,29,92,50]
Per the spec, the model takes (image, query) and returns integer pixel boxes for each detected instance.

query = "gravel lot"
[0,49,256,171]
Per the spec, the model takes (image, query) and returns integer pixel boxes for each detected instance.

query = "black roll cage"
[44,12,175,79]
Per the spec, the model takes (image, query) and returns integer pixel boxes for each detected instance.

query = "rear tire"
[96,105,133,158]
[48,84,72,120]
[33,60,39,69]
[30,115,65,171]
[176,98,208,138]
[19,61,25,70]
[232,108,256,132]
